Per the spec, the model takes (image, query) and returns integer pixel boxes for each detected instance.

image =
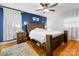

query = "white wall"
[46,8,79,32]
[47,12,64,31]
[46,3,79,31]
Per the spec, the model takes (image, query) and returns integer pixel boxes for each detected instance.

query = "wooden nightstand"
[17,32,27,44]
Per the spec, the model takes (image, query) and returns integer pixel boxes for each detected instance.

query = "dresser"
[17,32,27,44]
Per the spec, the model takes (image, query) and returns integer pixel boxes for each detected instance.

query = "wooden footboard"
[46,31,68,56]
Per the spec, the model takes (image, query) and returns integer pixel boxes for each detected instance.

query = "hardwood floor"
[0,42,16,49]
[26,40,46,56]
[0,40,79,56]
[26,40,79,56]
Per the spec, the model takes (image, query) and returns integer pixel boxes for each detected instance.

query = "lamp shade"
[24,21,27,25]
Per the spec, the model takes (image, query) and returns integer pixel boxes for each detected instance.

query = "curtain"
[3,8,22,41]
[63,9,79,40]
[0,8,3,42]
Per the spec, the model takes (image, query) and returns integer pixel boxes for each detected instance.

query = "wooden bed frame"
[26,21,68,56]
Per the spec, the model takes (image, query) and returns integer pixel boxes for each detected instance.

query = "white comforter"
[29,28,63,44]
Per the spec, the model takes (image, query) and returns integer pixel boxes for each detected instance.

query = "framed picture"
[36,18,39,21]
[33,17,39,21]
[33,17,36,21]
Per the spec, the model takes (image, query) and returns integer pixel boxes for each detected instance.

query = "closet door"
[72,27,77,39]
[77,27,79,40]
[68,27,72,39]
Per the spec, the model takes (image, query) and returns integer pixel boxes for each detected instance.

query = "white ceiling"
[0,3,79,16]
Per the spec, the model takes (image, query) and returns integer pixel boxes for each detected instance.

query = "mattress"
[29,28,63,44]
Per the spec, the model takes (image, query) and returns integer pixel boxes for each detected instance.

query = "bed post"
[64,31,68,43]
[26,32,30,40]
[46,35,53,56]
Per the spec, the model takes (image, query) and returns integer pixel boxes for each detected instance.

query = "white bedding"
[29,28,63,44]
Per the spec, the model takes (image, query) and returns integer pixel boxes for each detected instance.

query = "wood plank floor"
[0,40,79,56]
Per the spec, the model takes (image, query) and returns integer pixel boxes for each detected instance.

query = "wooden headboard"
[27,21,45,33]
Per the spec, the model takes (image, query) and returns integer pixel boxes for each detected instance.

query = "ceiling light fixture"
[43,9,49,12]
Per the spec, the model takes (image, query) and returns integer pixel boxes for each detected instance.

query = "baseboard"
[75,39,79,41]
[0,39,16,45]
[68,38,79,41]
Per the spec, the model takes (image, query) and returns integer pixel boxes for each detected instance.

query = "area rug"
[0,42,38,56]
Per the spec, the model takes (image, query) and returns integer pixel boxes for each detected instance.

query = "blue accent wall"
[21,12,47,31]
[0,8,3,42]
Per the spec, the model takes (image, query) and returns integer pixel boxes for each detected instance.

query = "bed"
[26,21,68,56]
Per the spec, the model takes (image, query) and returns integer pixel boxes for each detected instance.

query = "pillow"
[32,28,45,32]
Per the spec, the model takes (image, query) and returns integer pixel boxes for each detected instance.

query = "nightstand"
[17,32,27,44]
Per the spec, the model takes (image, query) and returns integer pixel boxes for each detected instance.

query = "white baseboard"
[0,40,16,45]
[68,38,79,41]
